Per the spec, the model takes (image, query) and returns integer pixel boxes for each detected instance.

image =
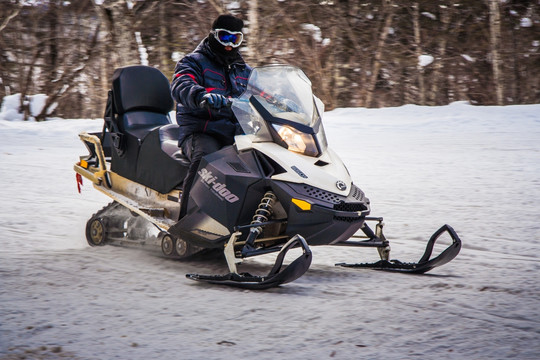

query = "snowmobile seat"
[136,124,189,193]
[104,65,188,193]
[159,124,190,166]
[122,110,170,143]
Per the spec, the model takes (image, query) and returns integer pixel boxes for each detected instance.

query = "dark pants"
[178,133,222,219]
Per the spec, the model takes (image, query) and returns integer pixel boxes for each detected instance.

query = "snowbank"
[0,93,56,121]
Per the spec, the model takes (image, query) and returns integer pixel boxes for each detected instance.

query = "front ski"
[337,224,461,274]
[186,235,312,290]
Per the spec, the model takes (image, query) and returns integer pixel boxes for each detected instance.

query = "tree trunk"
[47,1,59,85]
[35,24,101,121]
[247,0,260,65]
[94,1,137,69]
[19,42,44,121]
[412,3,425,105]
[112,4,137,67]
[0,3,22,33]
[365,0,394,108]
[158,1,168,70]
[206,0,224,13]
[488,0,504,105]
[430,5,452,105]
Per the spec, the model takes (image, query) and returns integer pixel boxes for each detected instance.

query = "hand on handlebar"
[200,93,230,109]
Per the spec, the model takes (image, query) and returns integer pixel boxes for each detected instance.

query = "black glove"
[200,93,228,109]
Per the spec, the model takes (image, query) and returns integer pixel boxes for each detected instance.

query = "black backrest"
[111,65,174,115]
[105,65,174,167]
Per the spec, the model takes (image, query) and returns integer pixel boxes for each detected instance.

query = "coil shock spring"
[251,191,276,233]
[243,191,277,254]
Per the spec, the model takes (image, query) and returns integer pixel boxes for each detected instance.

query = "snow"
[135,32,149,66]
[421,12,437,20]
[171,51,184,62]
[418,54,434,67]
[301,23,330,46]
[1,102,540,359]
[0,94,56,121]
[226,1,241,11]
[520,17,533,28]
[461,54,475,62]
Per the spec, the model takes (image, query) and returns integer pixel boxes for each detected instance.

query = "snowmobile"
[74,64,461,289]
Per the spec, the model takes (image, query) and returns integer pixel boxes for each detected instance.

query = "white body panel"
[235,134,352,196]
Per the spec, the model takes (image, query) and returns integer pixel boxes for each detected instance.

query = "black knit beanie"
[211,14,244,31]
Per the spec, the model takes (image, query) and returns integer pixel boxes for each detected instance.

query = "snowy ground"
[1,102,539,359]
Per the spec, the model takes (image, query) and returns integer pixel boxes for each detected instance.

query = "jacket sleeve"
[171,55,207,110]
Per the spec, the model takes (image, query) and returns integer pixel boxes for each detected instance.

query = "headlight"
[272,124,319,157]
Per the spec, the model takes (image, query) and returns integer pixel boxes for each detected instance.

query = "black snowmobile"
[74,65,461,289]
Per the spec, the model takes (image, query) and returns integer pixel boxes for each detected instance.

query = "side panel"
[183,146,267,234]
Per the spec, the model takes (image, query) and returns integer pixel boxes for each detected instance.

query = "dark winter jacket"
[171,38,252,146]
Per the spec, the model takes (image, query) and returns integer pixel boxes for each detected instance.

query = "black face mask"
[208,34,239,64]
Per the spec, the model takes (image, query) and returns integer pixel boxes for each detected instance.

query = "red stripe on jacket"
[175,73,197,83]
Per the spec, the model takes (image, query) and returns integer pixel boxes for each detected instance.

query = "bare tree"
[411,2,425,104]
[365,0,395,107]
[247,0,261,65]
[488,0,504,104]
[35,24,101,121]
[0,1,22,33]
[429,4,456,105]
[93,0,138,69]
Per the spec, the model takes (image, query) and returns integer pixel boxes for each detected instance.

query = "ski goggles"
[212,28,243,48]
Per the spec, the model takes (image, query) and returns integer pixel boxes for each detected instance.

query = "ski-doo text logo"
[198,168,240,203]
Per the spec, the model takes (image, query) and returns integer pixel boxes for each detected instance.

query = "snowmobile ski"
[336,224,461,273]
[186,235,312,290]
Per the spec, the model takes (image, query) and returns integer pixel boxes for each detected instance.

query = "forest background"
[0,0,538,121]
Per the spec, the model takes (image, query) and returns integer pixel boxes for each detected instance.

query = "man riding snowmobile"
[74,19,461,289]
[171,14,251,219]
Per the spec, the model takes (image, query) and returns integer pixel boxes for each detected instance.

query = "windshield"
[232,65,326,146]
